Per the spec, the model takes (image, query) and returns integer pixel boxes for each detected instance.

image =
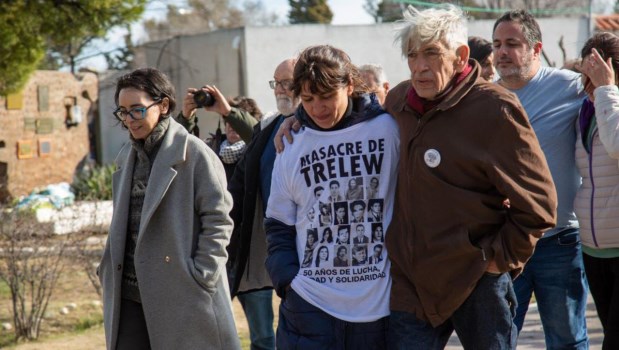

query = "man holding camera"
[177,85,257,143]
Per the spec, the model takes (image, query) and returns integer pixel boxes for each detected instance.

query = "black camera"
[193,90,215,108]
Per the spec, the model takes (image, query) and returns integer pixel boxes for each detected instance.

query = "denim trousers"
[583,253,619,350]
[513,227,589,349]
[388,272,517,350]
[276,289,389,350]
[238,289,276,350]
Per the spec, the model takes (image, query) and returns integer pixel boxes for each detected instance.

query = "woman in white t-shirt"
[265,45,399,349]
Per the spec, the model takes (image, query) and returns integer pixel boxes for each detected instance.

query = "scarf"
[122,117,170,303]
[219,139,246,164]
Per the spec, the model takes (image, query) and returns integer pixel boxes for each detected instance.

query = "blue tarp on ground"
[16,182,75,210]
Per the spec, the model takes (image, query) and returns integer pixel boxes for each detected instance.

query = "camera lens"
[193,90,215,108]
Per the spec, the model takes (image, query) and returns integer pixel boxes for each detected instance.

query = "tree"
[0,209,68,341]
[364,0,406,22]
[104,26,136,71]
[144,0,280,42]
[289,0,333,24]
[0,0,146,95]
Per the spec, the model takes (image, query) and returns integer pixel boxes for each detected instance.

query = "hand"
[581,48,616,88]
[274,117,302,153]
[200,85,232,117]
[182,88,199,119]
[486,259,501,274]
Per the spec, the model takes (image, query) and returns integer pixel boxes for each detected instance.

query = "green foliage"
[144,0,279,42]
[0,2,45,95]
[73,313,104,332]
[104,25,135,70]
[364,0,405,23]
[0,280,10,298]
[0,0,146,95]
[71,164,115,201]
[288,0,333,24]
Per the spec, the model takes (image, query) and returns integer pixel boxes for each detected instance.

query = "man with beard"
[174,58,297,350]
[224,58,300,350]
[493,10,588,349]
[333,246,349,267]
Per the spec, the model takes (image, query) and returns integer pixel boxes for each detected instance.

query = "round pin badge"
[424,149,441,168]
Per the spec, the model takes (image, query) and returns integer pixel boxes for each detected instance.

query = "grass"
[0,281,10,298]
[0,233,274,350]
[73,314,104,332]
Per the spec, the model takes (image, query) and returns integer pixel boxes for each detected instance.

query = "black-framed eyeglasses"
[269,79,293,90]
[113,100,161,121]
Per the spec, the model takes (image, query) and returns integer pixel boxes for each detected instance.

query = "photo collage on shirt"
[302,175,385,269]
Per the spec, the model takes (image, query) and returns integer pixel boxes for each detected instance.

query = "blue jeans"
[238,289,275,350]
[389,272,517,350]
[513,227,589,349]
[277,289,388,349]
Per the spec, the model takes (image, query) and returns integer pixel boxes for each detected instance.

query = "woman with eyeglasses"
[98,68,240,350]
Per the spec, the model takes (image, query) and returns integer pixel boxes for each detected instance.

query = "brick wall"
[0,71,97,202]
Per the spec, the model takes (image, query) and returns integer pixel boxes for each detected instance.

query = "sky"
[75,0,617,71]
[76,0,374,71]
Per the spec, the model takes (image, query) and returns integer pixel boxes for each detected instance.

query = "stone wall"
[0,71,97,201]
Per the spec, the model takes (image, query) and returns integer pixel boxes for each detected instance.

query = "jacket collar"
[392,59,482,115]
[113,118,188,241]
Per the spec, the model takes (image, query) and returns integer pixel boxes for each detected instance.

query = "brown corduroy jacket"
[384,62,558,327]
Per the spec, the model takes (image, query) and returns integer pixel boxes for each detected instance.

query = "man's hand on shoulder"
[274,117,301,153]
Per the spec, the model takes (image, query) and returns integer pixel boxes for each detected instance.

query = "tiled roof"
[595,14,619,31]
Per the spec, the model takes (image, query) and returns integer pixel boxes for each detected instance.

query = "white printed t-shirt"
[266,113,399,322]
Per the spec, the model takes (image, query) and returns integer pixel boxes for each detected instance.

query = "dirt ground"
[0,272,275,349]
[0,242,275,350]
[2,297,269,350]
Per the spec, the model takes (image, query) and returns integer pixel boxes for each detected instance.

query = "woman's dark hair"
[229,96,263,121]
[321,227,333,243]
[306,229,318,247]
[468,36,492,63]
[315,246,329,267]
[348,177,360,189]
[292,45,368,98]
[320,202,331,214]
[114,68,176,117]
[580,32,619,74]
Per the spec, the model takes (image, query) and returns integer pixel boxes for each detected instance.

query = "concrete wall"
[99,18,590,164]
[0,71,95,200]
[98,70,129,166]
[243,23,411,114]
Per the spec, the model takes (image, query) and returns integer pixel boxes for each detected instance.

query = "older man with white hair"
[226,58,300,350]
[384,5,557,349]
[359,63,390,105]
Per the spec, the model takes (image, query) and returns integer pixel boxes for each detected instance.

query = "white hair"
[359,63,388,85]
[395,4,468,57]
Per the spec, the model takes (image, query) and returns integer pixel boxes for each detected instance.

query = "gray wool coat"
[98,119,240,350]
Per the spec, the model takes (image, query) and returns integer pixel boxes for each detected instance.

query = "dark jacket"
[384,61,557,326]
[264,94,385,298]
[227,113,285,296]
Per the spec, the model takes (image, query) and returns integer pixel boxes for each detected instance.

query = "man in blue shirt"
[493,10,589,349]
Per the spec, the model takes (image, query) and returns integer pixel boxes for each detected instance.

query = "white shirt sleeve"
[266,152,297,225]
[594,84,619,160]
